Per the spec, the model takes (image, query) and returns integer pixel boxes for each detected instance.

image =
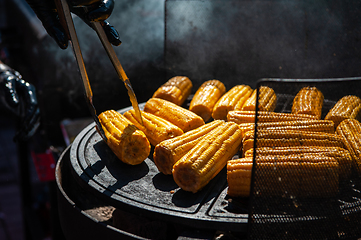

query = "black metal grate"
[247,78,361,240]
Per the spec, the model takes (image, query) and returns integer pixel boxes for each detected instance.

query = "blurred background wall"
[3,0,361,145]
[165,0,361,90]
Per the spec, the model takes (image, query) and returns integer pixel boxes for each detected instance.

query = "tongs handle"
[55,0,107,141]
[91,22,143,125]
[55,0,92,99]
[91,22,128,81]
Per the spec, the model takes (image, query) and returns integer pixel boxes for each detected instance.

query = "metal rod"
[55,0,107,141]
[92,22,143,125]
[58,0,92,100]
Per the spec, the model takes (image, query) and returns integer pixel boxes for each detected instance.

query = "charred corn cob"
[153,120,224,175]
[98,110,151,165]
[227,155,339,198]
[144,98,205,132]
[227,110,317,124]
[172,121,243,193]
[237,119,335,138]
[152,76,192,106]
[336,118,361,174]
[212,85,253,120]
[239,86,277,112]
[325,95,361,128]
[123,109,183,146]
[292,86,324,119]
[244,146,352,180]
[242,129,345,154]
[189,80,226,122]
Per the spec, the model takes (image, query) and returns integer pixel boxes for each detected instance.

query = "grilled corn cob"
[242,129,345,154]
[152,76,192,106]
[227,110,317,124]
[144,98,205,132]
[172,121,243,193]
[227,155,339,198]
[98,110,151,165]
[336,118,361,174]
[291,86,324,119]
[189,80,226,122]
[325,95,361,128]
[227,158,252,197]
[212,85,253,120]
[123,109,183,146]
[237,119,335,138]
[244,146,352,180]
[153,120,224,175]
[239,86,277,112]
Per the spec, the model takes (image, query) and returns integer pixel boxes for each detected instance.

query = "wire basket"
[247,78,361,240]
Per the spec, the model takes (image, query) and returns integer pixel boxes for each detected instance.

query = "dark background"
[1,0,361,239]
[3,0,361,145]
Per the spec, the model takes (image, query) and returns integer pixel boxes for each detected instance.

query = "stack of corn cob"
[150,78,280,193]
[98,77,361,197]
[98,97,205,165]
[149,78,279,193]
[227,87,361,198]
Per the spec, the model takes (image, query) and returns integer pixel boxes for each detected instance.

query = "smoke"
[29,0,361,116]
[165,1,359,89]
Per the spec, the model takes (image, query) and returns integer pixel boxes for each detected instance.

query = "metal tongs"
[55,0,143,142]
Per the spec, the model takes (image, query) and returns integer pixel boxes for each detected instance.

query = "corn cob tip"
[227,158,253,197]
[292,86,324,119]
[325,95,361,128]
[172,161,201,193]
[336,118,361,175]
[189,80,226,122]
[152,76,192,106]
[99,110,151,165]
[153,145,174,175]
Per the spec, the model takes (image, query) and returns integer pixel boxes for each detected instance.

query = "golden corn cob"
[189,80,226,122]
[212,85,253,120]
[172,121,243,193]
[227,110,317,124]
[237,119,335,138]
[98,110,151,165]
[227,155,339,198]
[244,146,352,180]
[242,129,345,154]
[123,109,184,146]
[239,86,277,112]
[336,118,361,174]
[227,158,252,197]
[325,95,361,128]
[144,98,205,132]
[291,86,324,119]
[152,76,193,106]
[153,120,224,175]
